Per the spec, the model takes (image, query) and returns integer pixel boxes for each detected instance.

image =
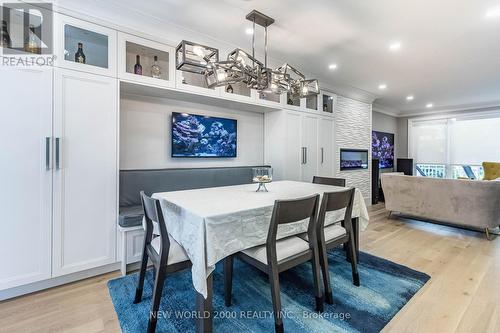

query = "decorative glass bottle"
[1,20,11,48]
[134,55,142,75]
[25,24,39,54]
[75,42,86,63]
[151,55,161,78]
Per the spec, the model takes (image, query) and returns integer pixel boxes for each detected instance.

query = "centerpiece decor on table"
[252,167,273,192]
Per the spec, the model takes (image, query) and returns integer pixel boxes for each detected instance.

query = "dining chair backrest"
[318,188,355,232]
[313,176,346,187]
[267,194,320,245]
[140,191,170,255]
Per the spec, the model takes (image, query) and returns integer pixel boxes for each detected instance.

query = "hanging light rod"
[245,10,275,27]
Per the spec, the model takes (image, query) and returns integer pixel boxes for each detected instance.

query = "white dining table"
[152,180,369,333]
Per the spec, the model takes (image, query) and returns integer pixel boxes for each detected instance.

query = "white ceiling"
[58,0,500,116]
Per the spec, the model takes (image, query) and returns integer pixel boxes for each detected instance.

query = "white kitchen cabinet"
[317,117,335,177]
[54,14,117,77]
[118,32,176,88]
[301,114,319,182]
[52,68,118,277]
[0,66,53,290]
[265,110,334,182]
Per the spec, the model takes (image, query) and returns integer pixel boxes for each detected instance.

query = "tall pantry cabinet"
[265,110,335,182]
[0,13,118,293]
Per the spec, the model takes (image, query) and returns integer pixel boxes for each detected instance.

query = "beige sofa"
[381,173,500,237]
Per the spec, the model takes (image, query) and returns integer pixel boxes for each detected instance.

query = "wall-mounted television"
[171,112,237,158]
[340,149,368,170]
[372,131,394,169]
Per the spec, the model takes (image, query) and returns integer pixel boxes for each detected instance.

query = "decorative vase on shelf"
[25,24,40,54]
[151,55,161,78]
[75,42,85,64]
[1,20,12,48]
[134,55,142,75]
[252,167,273,192]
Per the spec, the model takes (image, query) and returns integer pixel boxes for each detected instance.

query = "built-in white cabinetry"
[52,68,118,276]
[118,32,176,88]
[318,117,335,176]
[265,110,334,182]
[54,14,117,77]
[301,114,319,182]
[0,67,53,290]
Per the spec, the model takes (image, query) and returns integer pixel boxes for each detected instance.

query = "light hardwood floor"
[0,204,498,333]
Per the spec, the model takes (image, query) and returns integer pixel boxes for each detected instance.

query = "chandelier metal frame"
[176,10,320,98]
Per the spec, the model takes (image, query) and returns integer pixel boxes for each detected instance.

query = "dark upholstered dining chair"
[134,191,191,333]
[223,194,323,333]
[312,175,346,187]
[302,188,359,305]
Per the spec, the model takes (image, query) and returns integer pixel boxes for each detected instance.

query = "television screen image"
[171,112,237,157]
[340,149,369,170]
[372,131,394,169]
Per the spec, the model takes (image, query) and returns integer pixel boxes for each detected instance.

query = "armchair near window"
[482,162,500,180]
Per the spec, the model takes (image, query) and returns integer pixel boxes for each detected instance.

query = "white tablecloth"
[152,180,369,298]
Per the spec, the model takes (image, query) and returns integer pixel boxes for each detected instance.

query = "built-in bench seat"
[119,166,270,228]
[118,165,270,274]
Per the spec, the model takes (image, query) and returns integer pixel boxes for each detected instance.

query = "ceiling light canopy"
[176,10,320,98]
[329,63,338,70]
[389,42,402,51]
[378,84,387,90]
[485,7,500,19]
[426,103,434,108]
[406,95,414,101]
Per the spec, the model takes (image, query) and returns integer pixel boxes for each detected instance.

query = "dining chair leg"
[147,265,167,333]
[311,244,324,312]
[224,255,234,307]
[134,248,149,304]
[318,242,333,305]
[347,234,360,287]
[268,265,284,333]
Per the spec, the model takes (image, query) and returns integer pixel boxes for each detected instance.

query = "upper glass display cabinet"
[258,90,282,106]
[118,33,175,88]
[55,14,116,76]
[305,94,318,111]
[321,92,335,113]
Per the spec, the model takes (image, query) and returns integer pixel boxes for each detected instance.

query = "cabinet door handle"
[45,137,52,170]
[55,137,61,170]
[321,147,324,164]
[301,147,305,164]
[304,147,308,165]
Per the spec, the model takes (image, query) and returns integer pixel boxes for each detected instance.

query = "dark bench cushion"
[118,205,143,228]
[119,165,270,228]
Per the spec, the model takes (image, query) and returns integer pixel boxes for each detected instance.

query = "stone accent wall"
[334,96,372,201]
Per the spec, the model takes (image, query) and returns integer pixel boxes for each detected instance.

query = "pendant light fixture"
[176,10,320,98]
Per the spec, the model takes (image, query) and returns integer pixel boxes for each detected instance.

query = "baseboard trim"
[0,262,121,301]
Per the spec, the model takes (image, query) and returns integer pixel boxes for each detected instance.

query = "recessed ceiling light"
[245,28,254,34]
[328,63,338,70]
[378,84,387,90]
[485,7,500,19]
[389,42,402,51]
[426,103,434,108]
[406,95,414,101]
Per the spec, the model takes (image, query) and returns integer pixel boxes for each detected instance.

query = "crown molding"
[372,102,400,117]
[399,100,500,118]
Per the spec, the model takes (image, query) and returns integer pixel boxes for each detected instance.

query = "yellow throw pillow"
[482,162,500,180]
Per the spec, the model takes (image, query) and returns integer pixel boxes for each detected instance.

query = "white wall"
[334,96,372,201]
[120,95,264,170]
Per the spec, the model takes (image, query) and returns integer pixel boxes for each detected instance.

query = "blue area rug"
[108,249,430,333]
